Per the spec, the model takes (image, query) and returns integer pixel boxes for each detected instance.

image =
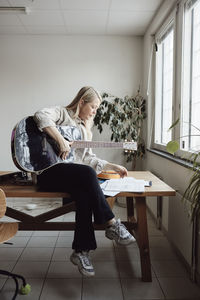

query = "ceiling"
[0,0,164,36]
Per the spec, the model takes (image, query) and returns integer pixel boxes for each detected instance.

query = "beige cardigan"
[34,106,108,174]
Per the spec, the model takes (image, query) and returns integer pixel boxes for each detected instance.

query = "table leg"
[126,197,134,221]
[135,196,152,282]
[126,197,137,234]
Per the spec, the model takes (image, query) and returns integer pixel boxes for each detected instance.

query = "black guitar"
[11,117,137,173]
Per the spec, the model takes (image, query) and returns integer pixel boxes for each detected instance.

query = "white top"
[33,106,108,174]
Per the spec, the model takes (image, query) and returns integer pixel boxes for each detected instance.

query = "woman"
[34,86,135,277]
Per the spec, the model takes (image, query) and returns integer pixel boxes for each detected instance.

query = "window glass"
[155,25,174,145]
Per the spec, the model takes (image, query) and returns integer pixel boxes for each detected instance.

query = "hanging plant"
[94,90,146,169]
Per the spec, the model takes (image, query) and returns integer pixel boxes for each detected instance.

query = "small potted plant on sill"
[94,89,146,170]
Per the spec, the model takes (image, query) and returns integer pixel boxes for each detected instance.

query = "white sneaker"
[70,251,95,277]
[105,219,136,245]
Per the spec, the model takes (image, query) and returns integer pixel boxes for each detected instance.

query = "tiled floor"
[0,199,200,300]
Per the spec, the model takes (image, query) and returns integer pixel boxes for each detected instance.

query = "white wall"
[142,0,194,266]
[0,35,143,171]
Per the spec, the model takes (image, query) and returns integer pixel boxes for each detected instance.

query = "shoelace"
[79,252,91,267]
[115,220,129,238]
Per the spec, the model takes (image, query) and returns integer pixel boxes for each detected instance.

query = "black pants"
[37,163,115,251]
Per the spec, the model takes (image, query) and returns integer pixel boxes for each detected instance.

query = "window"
[152,0,200,158]
[154,21,174,147]
[181,0,200,152]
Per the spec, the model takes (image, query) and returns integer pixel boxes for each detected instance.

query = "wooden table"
[0,171,175,282]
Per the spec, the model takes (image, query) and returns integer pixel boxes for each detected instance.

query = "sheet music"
[100,177,151,196]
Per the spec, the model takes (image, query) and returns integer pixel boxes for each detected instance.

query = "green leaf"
[168,118,180,132]
[166,141,179,154]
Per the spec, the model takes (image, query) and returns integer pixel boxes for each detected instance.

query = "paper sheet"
[100,177,151,196]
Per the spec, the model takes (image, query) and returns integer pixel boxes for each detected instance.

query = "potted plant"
[94,89,146,170]
[167,120,200,222]
[167,120,200,282]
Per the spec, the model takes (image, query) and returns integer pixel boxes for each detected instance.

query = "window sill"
[147,148,193,170]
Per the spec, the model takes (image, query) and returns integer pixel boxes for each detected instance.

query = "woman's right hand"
[42,126,72,160]
[58,138,72,160]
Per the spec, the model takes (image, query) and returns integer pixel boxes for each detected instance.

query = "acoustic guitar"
[11,116,137,173]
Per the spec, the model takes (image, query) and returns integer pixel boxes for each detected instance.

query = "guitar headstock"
[123,141,137,151]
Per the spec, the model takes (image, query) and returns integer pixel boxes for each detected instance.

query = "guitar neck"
[71,141,124,149]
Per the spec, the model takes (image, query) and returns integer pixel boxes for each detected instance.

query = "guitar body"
[11,116,82,173]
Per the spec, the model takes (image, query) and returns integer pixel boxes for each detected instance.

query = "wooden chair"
[0,188,31,300]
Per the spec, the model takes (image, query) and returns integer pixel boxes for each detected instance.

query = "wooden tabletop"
[123,171,176,197]
[0,170,175,198]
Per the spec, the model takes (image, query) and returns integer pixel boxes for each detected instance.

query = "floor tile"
[82,278,123,300]
[40,278,82,300]
[92,261,119,278]
[90,247,116,261]
[56,236,74,247]
[15,231,33,237]
[149,236,171,248]
[96,236,114,248]
[0,278,6,290]
[0,262,16,278]
[12,261,49,278]
[118,260,142,278]
[117,260,155,278]
[52,247,72,261]
[27,236,57,247]
[151,260,188,277]
[148,227,164,237]
[94,230,106,237]
[0,216,16,222]
[115,246,140,261]
[47,261,82,278]
[19,247,54,261]
[32,231,60,237]
[1,278,43,300]
[0,248,23,261]
[150,247,178,260]
[0,237,30,248]
[146,217,157,227]
[59,230,74,237]
[121,278,165,300]
[113,241,138,248]
[158,277,200,299]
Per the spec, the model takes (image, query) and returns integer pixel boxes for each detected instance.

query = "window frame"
[151,0,200,161]
[180,0,200,154]
[152,9,177,152]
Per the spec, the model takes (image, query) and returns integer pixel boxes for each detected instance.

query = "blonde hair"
[66,86,102,139]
